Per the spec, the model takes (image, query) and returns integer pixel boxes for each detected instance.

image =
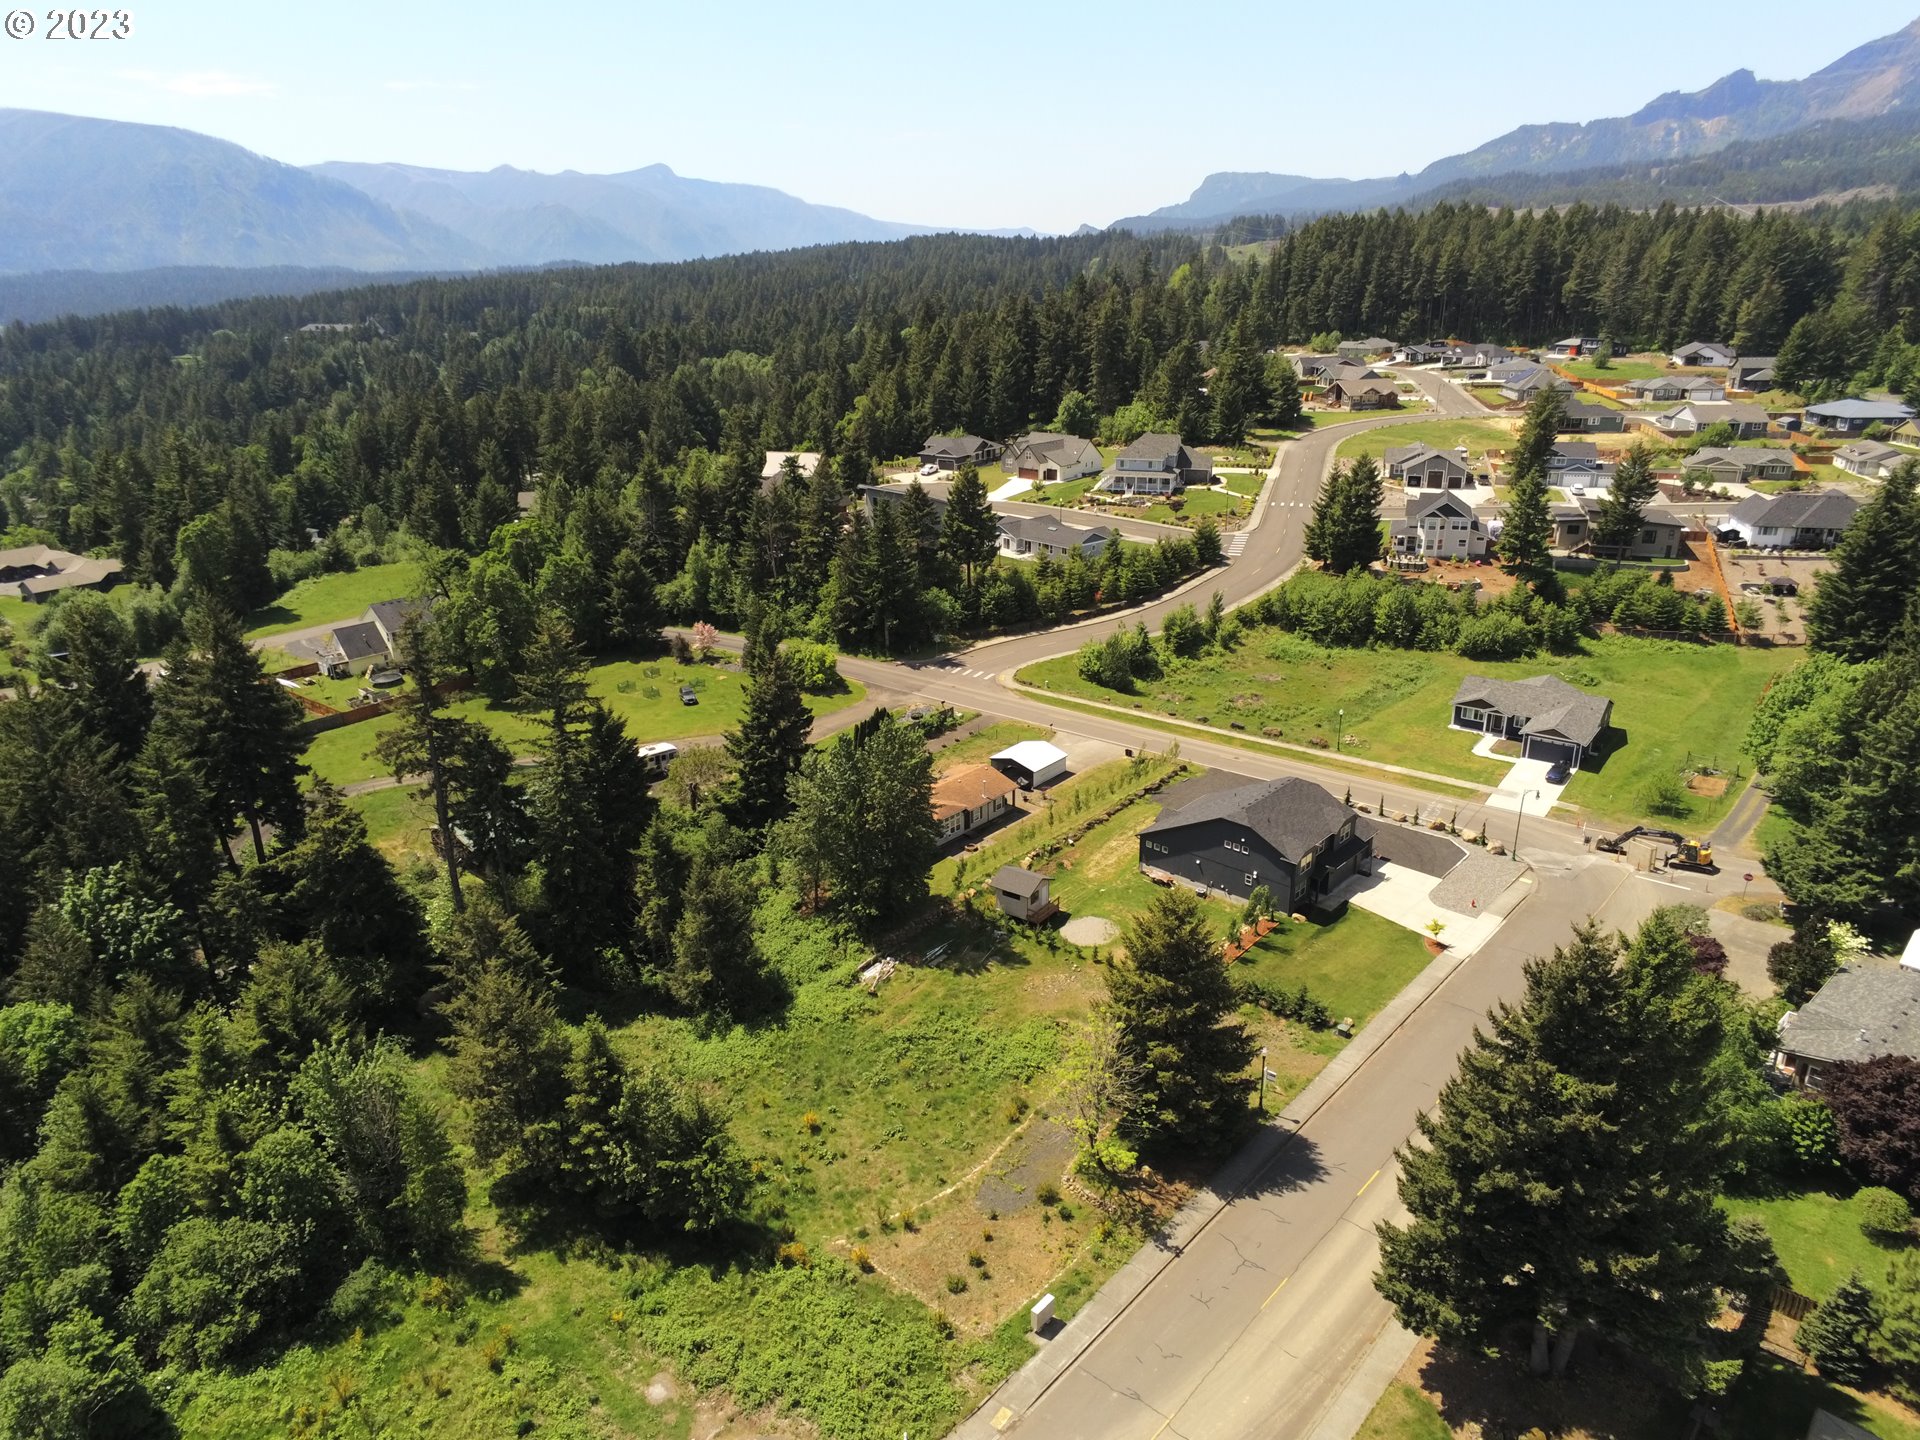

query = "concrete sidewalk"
[951,906,1512,1438]
[1332,859,1509,960]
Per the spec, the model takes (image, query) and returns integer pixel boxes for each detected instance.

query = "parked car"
[918,462,939,477]
[679,684,698,705]
[1545,759,1571,785]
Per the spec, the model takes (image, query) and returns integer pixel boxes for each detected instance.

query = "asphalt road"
[951,856,1676,1440]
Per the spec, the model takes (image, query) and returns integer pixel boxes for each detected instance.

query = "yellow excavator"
[1593,827,1716,874]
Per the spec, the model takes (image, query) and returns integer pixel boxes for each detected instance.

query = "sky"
[3,0,1917,233]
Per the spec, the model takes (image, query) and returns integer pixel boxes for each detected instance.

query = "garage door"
[1523,736,1577,766]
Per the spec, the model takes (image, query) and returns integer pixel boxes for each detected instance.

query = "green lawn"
[1723,1186,1914,1301]
[303,655,866,788]
[1019,631,1798,827]
[1335,420,1512,466]
[1724,1355,1920,1440]
[1032,475,1102,506]
[1560,358,1670,382]
[1356,1382,1451,1440]
[1144,488,1248,525]
[1221,471,1267,498]
[1236,906,1434,1027]
[243,560,422,639]
[1466,385,1513,410]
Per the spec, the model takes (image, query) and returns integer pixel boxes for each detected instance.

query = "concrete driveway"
[1473,735,1571,815]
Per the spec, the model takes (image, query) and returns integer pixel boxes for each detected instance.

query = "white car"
[918,463,940,477]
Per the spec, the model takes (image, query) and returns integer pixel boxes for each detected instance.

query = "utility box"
[1030,1293,1055,1335]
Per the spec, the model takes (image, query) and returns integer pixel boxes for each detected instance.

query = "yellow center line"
[1149,1416,1173,1440]
[1261,1275,1289,1310]
[1357,1168,1381,1198]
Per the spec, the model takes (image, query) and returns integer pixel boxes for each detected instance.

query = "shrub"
[781,639,842,693]
[1056,1203,1074,1222]
[1859,1186,1913,1240]
[967,1249,986,1269]
[1782,1094,1842,1174]
[944,1273,968,1295]
[328,1259,404,1330]
[1641,773,1691,818]
[1035,1182,1062,1207]
[800,1111,822,1134]
[849,1246,872,1272]
[776,1241,810,1268]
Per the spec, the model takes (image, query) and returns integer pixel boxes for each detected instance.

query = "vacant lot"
[1559,357,1672,382]
[243,560,423,638]
[1019,631,1798,827]
[1335,420,1513,467]
[304,654,865,788]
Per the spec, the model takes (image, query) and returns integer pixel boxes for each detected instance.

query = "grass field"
[1032,476,1103,506]
[1560,358,1671,382]
[1725,1355,1920,1440]
[1221,472,1266,497]
[243,560,422,639]
[1144,488,1247,525]
[1335,420,1512,466]
[1465,385,1514,410]
[1723,1186,1914,1301]
[303,654,866,788]
[1356,1382,1451,1440]
[1018,631,1797,827]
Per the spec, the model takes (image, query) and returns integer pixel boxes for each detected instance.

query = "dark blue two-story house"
[1137,777,1372,909]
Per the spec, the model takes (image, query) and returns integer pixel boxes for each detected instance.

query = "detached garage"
[990,740,1068,790]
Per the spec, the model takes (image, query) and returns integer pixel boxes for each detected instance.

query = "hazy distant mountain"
[0,110,484,273]
[0,264,466,326]
[1114,16,1920,230]
[308,161,931,265]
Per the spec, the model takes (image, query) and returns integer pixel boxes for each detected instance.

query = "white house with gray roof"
[1776,964,1920,1090]
[919,434,1001,470]
[1835,440,1907,480]
[1097,432,1211,495]
[1384,443,1483,491]
[1651,401,1772,438]
[1684,446,1798,485]
[1391,492,1489,561]
[1625,375,1726,403]
[996,513,1110,561]
[1001,432,1103,484]
[1450,674,1613,769]
[1724,489,1860,549]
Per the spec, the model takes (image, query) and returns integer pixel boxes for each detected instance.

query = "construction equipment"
[1593,826,1717,874]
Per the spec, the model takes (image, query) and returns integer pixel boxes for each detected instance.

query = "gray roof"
[1384,443,1470,473]
[923,434,992,458]
[1120,431,1185,462]
[1140,776,1352,865]
[1837,441,1905,466]
[1728,489,1860,533]
[1780,964,1920,1066]
[1005,432,1100,469]
[1806,1411,1878,1440]
[329,620,388,663]
[997,513,1111,547]
[367,597,429,647]
[1331,376,1397,397]
[991,865,1049,898]
[1560,398,1616,417]
[1451,673,1612,748]
[1673,401,1770,424]
[1551,441,1599,461]
[1405,491,1479,521]
[1806,398,1916,421]
[1686,446,1795,472]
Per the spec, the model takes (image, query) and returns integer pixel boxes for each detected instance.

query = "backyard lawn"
[1335,420,1512,466]
[1235,906,1434,1028]
[242,560,422,639]
[1018,631,1798,827]
[1722,1185,1914,1301]
[303,653,866,787]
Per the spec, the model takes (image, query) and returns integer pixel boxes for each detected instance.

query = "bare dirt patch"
[975,1119,1077,1216]
[1687,773,1729,798]
[1061,915,1119,945]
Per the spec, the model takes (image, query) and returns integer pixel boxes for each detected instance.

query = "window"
[1458,706,1486,724]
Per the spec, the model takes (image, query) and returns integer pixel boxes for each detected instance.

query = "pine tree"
[442,958,569,1182]
[1376,916,1739,1379]
[42,592,151,767]
[1305,457,1384,575]
[1806,460,1920,662]
[1873,1252,1920,1400]
[1591,445,1659,559]
[1799,1270,1875,1385]
[1509,385,1567,489]
[723,647,812,833]
[1106,886,1254,1152]
[1265,355,1306,430]
[372,623,474,913]
[667,855,771,1018]
[940,464,999,589]
[1497,470,1556,591]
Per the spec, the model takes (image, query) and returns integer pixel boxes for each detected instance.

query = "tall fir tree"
[372,621,473,912]
[1799,1270,1875,1385]
[723,647,812,833]
[1496,471,1556,591]
[939,464,999,589]
[1304,457,1384,575]
[1591,445,1659,559]
[1106,886,1254,1152]
[1806,459,1920,662]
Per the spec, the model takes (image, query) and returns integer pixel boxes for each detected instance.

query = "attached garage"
[1521,735,1579,767]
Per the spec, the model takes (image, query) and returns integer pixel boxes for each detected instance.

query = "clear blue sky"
[3,0,1916,232]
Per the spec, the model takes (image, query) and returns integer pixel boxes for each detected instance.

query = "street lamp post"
[1511,788,1540,863]
[1258,1046,1271,1111]
[1335,708,1345,754]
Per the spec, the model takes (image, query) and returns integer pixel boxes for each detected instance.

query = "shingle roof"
[367,597,430,647]
[1406,491,1478,521]
[1120,432,1185,462]
[923,434,992,458]
[1140,776,1352,865]
[1450,674,1612,748]
[1728,489,1860,533]
[930,763,1019,820]
[1837,441,1904,467]
[1687,446,1795,472]
[14,555,122,596]
[997,513,1110,547]
[1551,441,1599,461]
[328,620,388,663]
[991,865,1049,898]
[761,450,823,481]
[1806,398,1916,421]
[1779,965,1920,1066]
[1384,443,1470,472]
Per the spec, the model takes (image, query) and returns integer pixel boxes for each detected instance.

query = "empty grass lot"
[1335,420,1512,466]
[1722,1185,1915,1301]
[1019,631,1798,827]
[243,560,422,639]
[1559,357,1671,382]
[303,654,865,788]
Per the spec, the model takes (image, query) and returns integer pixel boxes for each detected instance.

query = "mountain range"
[1111,16,1920,229]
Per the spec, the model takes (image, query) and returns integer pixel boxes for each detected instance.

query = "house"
[1545,441,1616,490]
[1803,398,1915,435]
[1805,1409,1881,1440]
[0,545,125,602]
[1137,776,1373,908]
[996,513,1111,561]
[990,740,1068,789]
[1683,446,1798,485]
[1394,342,1446,365]
[1498,365,1575,402]
[1893,418,1920,446]
[930,764,1020,844]
[920,434,1002,471]
[1775,964,1920,1091]
[1549,500,1684,559]
[1290,354,1344,383]
[1001,432,1103,484]
[1384,443,1480,491]
[367,598,430,654]
[760,451,823,491]
[1324,376,1402,410]
[1624,375,1726,404]
[1724,489,1860,549]
[1835,440,1907,480]
[321,621,390,678]
[1669,341,1737,368]
[991,865,1057,924]
[1450,674,1612,768]
[1391,492,1490,561]
[1337,337,1395,361]
[1439,342,1517,370]
[858,481,948,523]
[1097,433,1211,495]
[1729,357,1777,392]
[1544,337,1602,359]
[1651,401,1772,439]
[1558,398,1625,433]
